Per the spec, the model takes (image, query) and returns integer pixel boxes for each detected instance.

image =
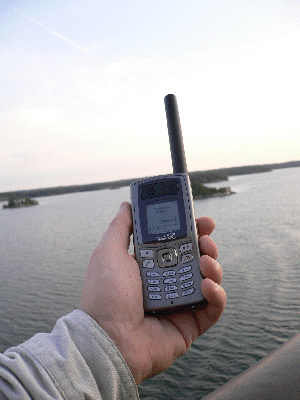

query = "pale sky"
[1,0,300,192]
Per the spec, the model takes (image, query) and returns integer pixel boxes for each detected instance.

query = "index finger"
[196,217,216,237]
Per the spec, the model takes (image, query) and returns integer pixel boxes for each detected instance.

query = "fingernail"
[119,202,126,209]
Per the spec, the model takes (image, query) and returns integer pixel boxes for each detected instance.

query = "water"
[1,168,300,399]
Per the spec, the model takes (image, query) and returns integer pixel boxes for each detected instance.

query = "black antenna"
[164,94,188,174]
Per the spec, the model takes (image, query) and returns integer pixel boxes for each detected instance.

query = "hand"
[79,202,226,385]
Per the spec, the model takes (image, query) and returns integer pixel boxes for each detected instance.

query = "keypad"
[142,242,196,302]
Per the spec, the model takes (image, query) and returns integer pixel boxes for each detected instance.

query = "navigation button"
[162,252,172,262]
[157,248,177,267]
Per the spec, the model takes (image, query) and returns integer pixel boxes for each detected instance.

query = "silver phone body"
[130,173,204,314]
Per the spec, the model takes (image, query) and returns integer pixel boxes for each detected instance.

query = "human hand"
[79,202,226,385]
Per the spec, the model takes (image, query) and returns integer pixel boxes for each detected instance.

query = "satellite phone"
[130,94,204,314]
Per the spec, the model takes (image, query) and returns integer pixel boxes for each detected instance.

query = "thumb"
[102,202,133,251]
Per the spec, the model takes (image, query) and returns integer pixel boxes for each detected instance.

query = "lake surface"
[1,168,300,399]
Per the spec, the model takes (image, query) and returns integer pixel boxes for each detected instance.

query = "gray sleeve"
[0,310,139,400]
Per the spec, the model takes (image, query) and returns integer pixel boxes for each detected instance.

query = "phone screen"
[146,201,180,235]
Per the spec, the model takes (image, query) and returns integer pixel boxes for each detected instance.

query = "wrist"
[95,319,152,385]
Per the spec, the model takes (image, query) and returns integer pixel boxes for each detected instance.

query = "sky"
[1,0,300,192]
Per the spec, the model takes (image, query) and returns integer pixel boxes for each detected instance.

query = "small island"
[191,181,234,199]
[3,197,39,209]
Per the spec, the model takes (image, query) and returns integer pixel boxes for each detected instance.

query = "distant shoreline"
[1,160,300,202]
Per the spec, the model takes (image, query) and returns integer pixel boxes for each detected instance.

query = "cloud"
[11,6,90,54]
